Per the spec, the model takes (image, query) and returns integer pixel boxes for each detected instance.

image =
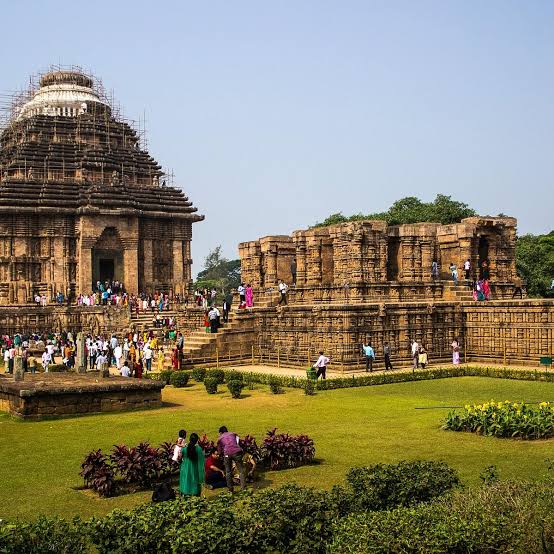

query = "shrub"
[158,441,180,476]
[169,371,190,388]
[227,379,244,399]
[236,485,334,554]
[260,428,315,470]
[204,377,218,394]
[79,449,116,497]
[224,369,244,383]
[206,368,225,384]
[146,370,173,384]
[110,443,162,488]
[239,434,262,462]
[345,460,460,512]
[0,516,89,554]
[269,376,284,394]
[304,379,315,395]
[191,367,206,382]
[245,372,255,390]
[329,481,554,554]
[443,400,554,439]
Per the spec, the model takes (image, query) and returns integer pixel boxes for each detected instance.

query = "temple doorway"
[478,236,489,278]
[91,227,125,289]
[99,258,115,282]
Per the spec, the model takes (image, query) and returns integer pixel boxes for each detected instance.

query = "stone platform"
[0,373,164,419]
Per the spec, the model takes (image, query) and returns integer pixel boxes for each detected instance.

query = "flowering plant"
[443,400,554,439]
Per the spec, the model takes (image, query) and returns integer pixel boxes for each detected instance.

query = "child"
[172,429,187,462]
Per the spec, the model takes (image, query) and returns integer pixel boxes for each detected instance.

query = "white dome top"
[16,71,109,120]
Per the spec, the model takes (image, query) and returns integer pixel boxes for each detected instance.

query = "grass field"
[1,376,553,522]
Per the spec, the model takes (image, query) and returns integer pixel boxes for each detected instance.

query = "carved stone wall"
[239,217,519,303]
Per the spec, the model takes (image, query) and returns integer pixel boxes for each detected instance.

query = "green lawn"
[1,377,553,522]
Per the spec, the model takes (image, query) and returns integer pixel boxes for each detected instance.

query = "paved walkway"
[220,361,552,379]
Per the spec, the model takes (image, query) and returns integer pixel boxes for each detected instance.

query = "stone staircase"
[182,312,243,355]
[130,309,180,333]
[443,281,475,302]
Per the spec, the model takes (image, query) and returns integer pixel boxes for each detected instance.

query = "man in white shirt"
[143,346,153,372]
[278,281,288,306]
[41,349,51,372]
[463,259,471,280]
[237,284,246,305]
[120,361,131,377]
[95,352,108,372]
[312,351,330,380]
[411,339,419,369]
[114,344,123,368]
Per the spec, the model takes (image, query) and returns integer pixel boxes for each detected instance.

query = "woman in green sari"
[179,432,205,496]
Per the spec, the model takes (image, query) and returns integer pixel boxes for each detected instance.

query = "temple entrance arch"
[92,227,124,288]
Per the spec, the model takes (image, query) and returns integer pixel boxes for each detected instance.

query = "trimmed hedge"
[3,477,553,553]
[217,365,554,392]
[169,371,190,388]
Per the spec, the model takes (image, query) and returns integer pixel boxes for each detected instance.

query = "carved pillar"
[293,233,307,286]
[78,240,93,294]
[172,240,184,294]
[123,245,139,295]
[142,239,153,290]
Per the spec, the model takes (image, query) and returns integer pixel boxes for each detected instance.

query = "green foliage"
[443,399,554,439]
[329,481,554,554]
[5,472,553,554]
[169,370,190,388]
[268,375,284,394]
[195,245,241,295]
[314,194,476,227]
[226,379,244,399]
[144,370,173,384]
[346,460,460,512]
[0,516,89,554]
[232,365,554,392]
[236,485,334,553]
[191,367,206,382]
[480,465,500,484]
[516,232,554,297]
[204,377,218,394]
[205,368,225,384]
[304,379,316,395]
[223,369,244,382]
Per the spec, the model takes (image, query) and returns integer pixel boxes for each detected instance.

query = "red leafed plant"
[260,428,315,470]
[198,433,216,455]
[110,442,162,487]
[240,434,262,462]
[79,449,116,497]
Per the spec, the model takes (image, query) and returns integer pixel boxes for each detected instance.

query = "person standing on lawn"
[313,351,330,380]
[217,425,246,493]
[362,342,375,372]
[179,432,205,497]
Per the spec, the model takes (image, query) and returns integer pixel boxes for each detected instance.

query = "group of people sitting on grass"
[165,426,256,499]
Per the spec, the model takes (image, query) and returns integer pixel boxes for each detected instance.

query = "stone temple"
[0,69,203,305]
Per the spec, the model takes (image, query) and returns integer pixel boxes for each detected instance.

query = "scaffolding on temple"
[0,65,164,187]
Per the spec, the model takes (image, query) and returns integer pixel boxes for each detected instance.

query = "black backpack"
[152,481,176,503]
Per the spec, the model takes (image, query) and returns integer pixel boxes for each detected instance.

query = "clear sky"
[3,1,553,275]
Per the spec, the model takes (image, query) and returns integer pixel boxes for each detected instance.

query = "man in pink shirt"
[217,425,246,492]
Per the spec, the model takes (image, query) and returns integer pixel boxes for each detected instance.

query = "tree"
[516,232,554,297]
[313,194,476,227]
[195,246,241,295]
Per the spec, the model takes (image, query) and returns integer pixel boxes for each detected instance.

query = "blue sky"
[3,1,553,275]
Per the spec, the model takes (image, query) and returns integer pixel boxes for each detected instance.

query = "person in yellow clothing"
[157,348,165,372]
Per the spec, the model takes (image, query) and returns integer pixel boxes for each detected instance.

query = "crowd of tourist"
[0,324,185,375]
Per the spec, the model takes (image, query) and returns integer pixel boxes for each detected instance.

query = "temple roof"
[0,69,203,221]
[16,70,109,120]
